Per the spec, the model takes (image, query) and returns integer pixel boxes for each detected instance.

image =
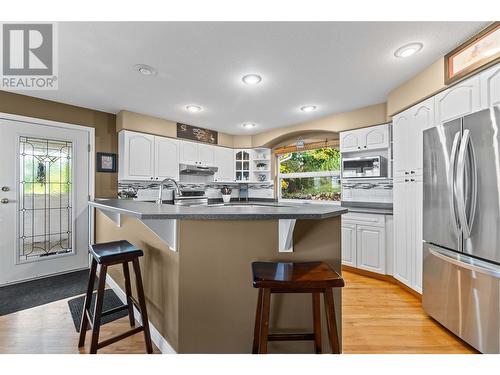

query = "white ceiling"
[16,22,487,135]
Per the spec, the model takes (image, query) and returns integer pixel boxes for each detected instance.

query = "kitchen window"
[278,147,341,203]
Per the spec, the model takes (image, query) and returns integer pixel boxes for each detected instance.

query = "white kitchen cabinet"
[340,124,389,152]
[341,223,357,267]
[392,111,410,178]
[118,131,155,181]
[480,63,500,109]
[214,146,235,182]
[434,75,480,125]
[393,178,412,287]
[341,212,386,275]
[356,224,385,274]
[119,130,180,181]
[155,137,179,181]
[198,143,215,165]
[393,176,422,292]
[179,141,217,166]
[179,140,199,165]
[411,176,423,293]
[393,97,434,178]
[234,149,252,181]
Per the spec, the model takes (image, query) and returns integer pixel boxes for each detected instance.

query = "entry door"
[0,118,90,285]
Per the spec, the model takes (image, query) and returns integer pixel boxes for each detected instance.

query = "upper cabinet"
[179,140,216,166]
[118,131,155,181]
[179,140,199,165]
[155,137,179,181]
[119,130,179,181]
[234,149,251,181]
[214,147,235,182]
[340,123,389,153]
[393,97,434,178]
[480,63,500,109]
[197,143,215,166]
[434,75,480,125]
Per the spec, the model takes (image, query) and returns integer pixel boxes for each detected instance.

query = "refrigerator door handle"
[428,245,500,279]
[448,131,461,233]
[456,129,476,239]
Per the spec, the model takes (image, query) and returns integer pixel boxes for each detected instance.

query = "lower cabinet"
[356,225,385,274]
[341,223,357,267]
[393,176,423,293]
[341,212,389,275]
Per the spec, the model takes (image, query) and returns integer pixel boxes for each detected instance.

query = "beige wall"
[117,104,386,150]
[0,91,117,198]
[386,58,446,117]
[250,103,387,148]
[117,110,235,148]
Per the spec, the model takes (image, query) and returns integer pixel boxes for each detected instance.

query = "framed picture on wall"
[445,22,500,84]
[96,152,117,173]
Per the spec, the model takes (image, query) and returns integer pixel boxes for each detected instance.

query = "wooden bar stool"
[251,261,344,354]
[78,240,153,354]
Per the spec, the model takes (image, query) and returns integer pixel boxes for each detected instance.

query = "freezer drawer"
[422,243,500,353]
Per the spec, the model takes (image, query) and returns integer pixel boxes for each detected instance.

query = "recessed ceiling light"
[186,105,202,113]
[134,64,156,76]
[242,74,262,85]
[300,105,317,113]
[394,42,423,58]
[242,122,256,129]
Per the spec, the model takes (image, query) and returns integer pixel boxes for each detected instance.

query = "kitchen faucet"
[156,178,181,205]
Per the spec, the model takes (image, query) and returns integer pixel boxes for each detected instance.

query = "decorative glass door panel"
[235,150,250,181]
[18,136,73,263]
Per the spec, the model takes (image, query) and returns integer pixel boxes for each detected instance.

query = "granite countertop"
[89,199,348,220]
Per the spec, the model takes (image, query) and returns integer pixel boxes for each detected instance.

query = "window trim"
[277,150,341,204]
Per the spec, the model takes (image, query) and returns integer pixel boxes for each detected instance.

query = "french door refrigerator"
[422,106,500,354]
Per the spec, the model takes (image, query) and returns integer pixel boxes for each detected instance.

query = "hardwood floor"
[0,293,160,354]
[0,271,476,354]
[342,270,477,354]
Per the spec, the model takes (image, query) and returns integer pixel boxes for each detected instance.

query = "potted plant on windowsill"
[220,186,232,203]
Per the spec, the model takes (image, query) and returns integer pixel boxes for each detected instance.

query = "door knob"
[1,186,9,192]
[1,198,9,204]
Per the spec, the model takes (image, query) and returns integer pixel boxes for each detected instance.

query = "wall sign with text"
[176,123,218,144]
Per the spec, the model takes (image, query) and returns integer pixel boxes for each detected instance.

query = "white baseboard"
[105,274,177,354]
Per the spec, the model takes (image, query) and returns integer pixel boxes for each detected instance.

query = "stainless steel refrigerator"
[423,106,500,354]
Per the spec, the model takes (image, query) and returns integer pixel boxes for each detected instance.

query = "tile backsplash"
[118,181,274,200]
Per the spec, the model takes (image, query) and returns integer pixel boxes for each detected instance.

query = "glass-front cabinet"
[234,149,251,181]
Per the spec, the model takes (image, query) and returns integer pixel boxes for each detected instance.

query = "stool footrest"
[268,333,316,342]
[84,309,94,330]
[130,296,141,311]
[101,304,129,318]
[97,326,144,350]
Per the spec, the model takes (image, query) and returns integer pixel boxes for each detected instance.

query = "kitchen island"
[90,199,347,353]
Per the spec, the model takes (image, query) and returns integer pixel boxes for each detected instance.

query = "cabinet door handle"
[405,171,409,175]
[405,179,409,182]
[410,170,415,174]
[410,179,415,182]
[364,145,367,148]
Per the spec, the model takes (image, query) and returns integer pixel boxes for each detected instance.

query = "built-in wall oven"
[341,156,387,178]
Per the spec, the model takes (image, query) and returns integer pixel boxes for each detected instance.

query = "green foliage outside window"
[279,148,341,201]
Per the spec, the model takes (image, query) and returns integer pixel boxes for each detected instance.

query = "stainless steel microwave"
[342,156,387,178]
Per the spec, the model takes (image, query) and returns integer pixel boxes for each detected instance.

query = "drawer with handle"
[341,212,385,227]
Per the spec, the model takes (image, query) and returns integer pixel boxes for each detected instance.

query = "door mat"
[0,269,94,316]
[68,289,129,332]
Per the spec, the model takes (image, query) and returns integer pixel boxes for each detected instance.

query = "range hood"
[179,163,218,175]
